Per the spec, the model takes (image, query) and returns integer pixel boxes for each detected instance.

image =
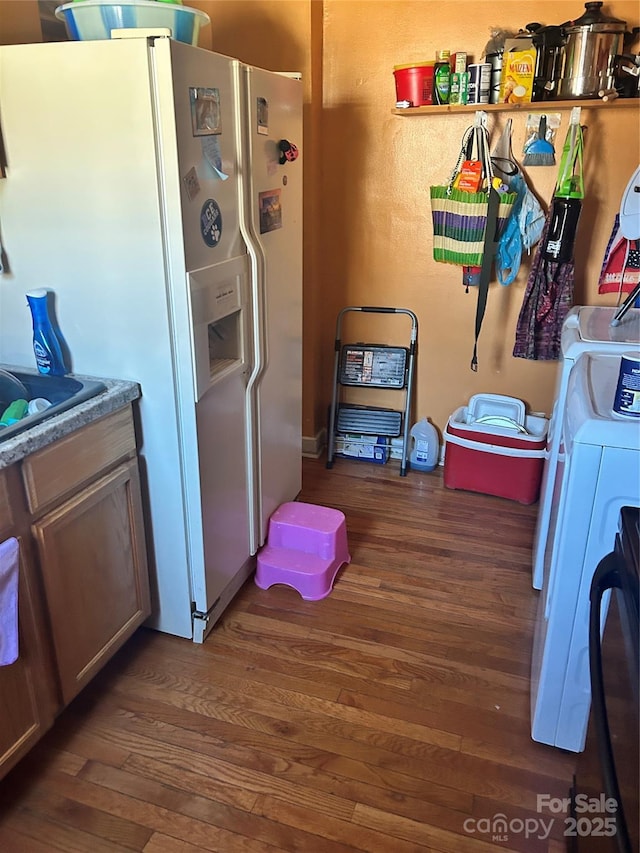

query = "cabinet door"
[0,538,56,778]
[32,459,151,705]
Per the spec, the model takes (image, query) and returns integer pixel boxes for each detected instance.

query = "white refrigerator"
[0,35,303,642]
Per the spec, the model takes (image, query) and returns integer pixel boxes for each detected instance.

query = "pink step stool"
[255,501,351,600]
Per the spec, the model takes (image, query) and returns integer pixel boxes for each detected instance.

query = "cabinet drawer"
[22,406,136,513]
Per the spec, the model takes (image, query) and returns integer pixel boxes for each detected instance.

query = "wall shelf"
[392,99,639,116]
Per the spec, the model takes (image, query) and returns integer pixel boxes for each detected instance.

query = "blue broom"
[523,115,556,167]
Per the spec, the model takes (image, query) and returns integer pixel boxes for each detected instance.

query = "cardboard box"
[335,433,389,464]
[452,52,467,73]
[499,40,536,104]
[389,437,404,459]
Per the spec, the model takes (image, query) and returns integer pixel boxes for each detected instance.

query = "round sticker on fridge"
[200,198,222,247]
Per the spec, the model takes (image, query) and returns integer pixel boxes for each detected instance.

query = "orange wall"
[320,0,640,438]
[0,0,41,43]
[3,1,639,443]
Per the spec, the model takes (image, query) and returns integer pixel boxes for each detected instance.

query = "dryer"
[531,352,640,752]
[532,306,640,590]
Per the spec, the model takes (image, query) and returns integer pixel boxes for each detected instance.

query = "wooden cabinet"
[33,458,150,705]
[0,548,55,775]
[0,468,56,777]
[0,403,151,777]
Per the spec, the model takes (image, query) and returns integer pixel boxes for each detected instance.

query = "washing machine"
[530,351,640,753]
[532,306,640,590]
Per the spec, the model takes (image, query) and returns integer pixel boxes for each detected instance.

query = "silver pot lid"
[562,1,626,33]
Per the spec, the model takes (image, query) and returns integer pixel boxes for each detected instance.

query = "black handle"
[334,306,418,343]
[588,552,632,853]
[0,119,7,178]
[611,281,640,327]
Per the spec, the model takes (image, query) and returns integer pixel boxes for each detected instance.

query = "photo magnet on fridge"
[190,87,221,136]
[257,97,268,135]
[259,189,282,234]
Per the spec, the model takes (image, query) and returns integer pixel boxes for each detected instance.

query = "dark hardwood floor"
[0,456,576,852]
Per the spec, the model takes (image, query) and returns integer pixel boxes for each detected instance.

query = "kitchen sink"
[0,365,107,443]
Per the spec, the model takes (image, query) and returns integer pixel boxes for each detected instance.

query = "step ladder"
[326,306,418,476]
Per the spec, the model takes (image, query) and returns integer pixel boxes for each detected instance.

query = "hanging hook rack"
[474,110,488,128]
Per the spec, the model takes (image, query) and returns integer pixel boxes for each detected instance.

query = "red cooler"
[443,395,548,505]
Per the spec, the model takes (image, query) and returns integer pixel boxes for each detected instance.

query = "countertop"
[0,375,141,470]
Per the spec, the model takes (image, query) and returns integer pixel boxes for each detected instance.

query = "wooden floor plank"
[142,835,214,853]
[85,692,475,815]
[16,786,153,850]
[0,824,66,853]
[78,761,360,853]
[0,804,138,852]
[113,652,463,752]
[0,458,577,852]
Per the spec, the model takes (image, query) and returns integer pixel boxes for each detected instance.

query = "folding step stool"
[326,306,418,476]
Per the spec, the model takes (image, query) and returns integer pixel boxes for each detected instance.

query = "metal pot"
[485,51,503,103]
[527,22,566,100]
[615,52,640,98]
[556,2,627,99]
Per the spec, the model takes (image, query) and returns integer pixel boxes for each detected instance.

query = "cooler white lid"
[561,306,640,360]
[565,352,640,450]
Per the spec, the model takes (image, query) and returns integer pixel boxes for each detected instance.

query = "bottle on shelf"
[26,289,68,376]
[433,50,452,105]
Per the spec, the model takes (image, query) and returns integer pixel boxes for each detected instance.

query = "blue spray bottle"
[26,289,68,376]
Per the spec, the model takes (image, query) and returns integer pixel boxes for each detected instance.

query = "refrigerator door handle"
[233,60,266,555]
[244,231,267,554]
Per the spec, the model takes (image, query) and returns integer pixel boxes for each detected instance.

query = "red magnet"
[278,139,299,164]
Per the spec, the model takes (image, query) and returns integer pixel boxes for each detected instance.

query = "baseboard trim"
[302,427,326,459]
[302,430,445,466]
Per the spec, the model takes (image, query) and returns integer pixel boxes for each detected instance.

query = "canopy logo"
[463,814,553,842]
[463,796,620,843]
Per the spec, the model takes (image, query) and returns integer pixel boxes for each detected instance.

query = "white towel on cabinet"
[0,536,19,666]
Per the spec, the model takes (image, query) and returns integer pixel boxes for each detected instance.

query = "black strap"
[471,186,500,372]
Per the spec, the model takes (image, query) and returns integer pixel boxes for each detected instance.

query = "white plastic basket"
[467,393,526,427]
[55,0,210,45]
